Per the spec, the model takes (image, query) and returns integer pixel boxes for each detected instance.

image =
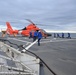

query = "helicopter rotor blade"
[25,19,35,25]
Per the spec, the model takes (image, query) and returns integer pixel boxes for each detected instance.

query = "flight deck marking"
[7,37,76,44]
[7,38,31,43]
[41,38,76,44]
[22,39,38,52]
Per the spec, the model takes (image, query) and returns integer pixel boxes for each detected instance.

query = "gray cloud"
[0,0,76,32]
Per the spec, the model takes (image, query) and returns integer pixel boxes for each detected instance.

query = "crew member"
[29,31,32,39]
[67,33,71,39]
[62,33,64,38]
[37,31,42,46]
[54,33,56,38]
[33,30,38,42]
[57,33,60,38]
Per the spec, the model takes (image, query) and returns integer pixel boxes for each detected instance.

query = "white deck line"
[41,38,76,44]
[7,37,76,44]
[8,38,38,51]
[7,38,31,43]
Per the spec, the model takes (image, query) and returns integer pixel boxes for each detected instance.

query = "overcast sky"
[0,0,76,32]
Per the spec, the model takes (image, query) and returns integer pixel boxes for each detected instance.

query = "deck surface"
[0,35,76,75]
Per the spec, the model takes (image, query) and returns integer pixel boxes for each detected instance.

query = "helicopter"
[2,19,51,38]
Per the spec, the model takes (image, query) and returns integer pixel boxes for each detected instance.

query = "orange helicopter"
[2,20,51,38]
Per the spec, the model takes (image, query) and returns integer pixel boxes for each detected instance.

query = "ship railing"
[0,41,39,75]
